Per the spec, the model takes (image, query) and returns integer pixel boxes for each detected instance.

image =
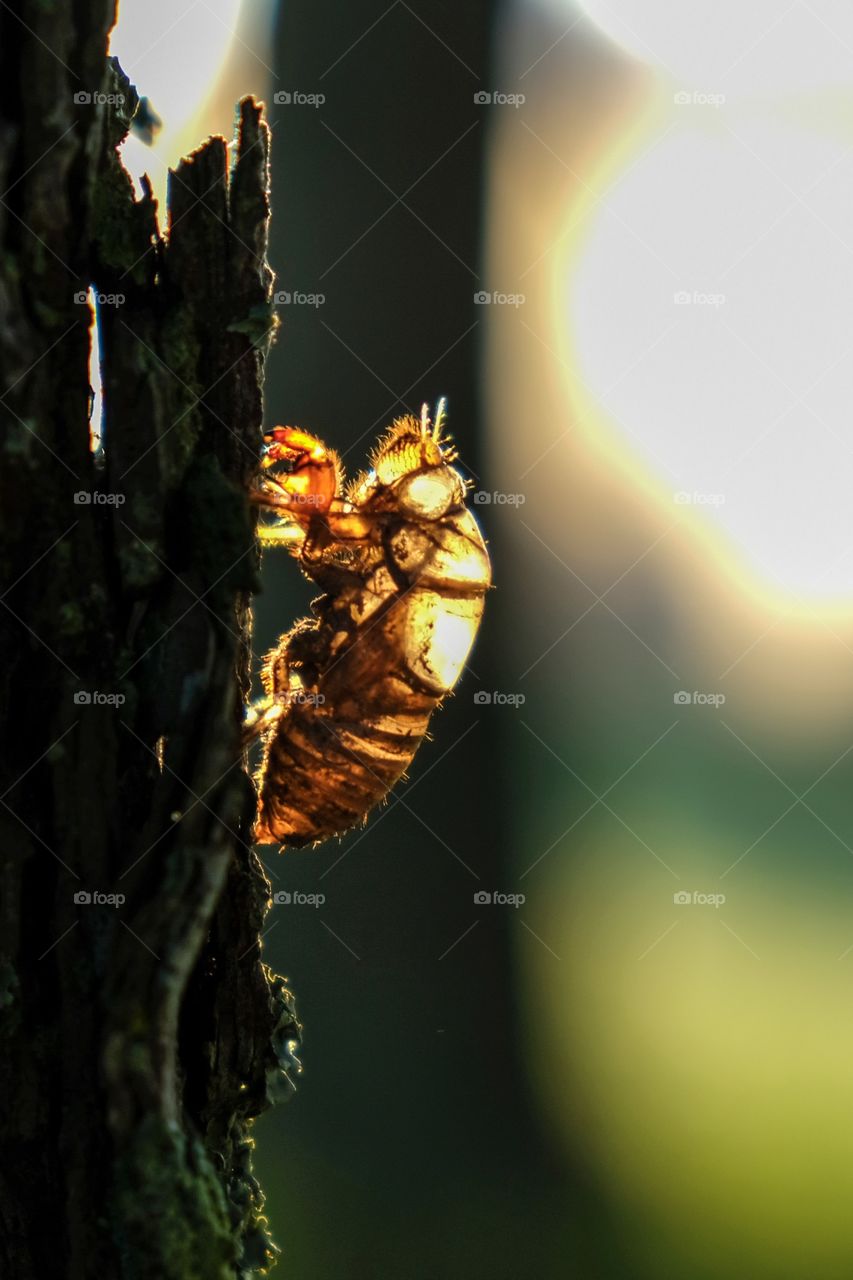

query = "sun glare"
[542,1,853,602]
[110,0,245,202]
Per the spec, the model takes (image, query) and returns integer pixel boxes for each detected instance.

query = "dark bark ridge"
[0,16,299,1280]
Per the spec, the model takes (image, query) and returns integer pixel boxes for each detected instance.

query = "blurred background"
[113,2,853,1276]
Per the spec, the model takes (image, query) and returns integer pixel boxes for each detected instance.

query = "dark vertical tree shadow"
[0,10,298,1277]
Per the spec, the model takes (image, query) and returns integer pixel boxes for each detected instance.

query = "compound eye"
[396,467,459,519]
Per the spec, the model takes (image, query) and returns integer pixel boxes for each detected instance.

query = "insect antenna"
[432,396,448,441]
[419,397,449,443]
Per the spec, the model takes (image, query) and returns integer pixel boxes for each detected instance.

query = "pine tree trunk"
[0,7,298,1277]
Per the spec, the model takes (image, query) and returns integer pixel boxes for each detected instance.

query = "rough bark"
[0,6,299,1278]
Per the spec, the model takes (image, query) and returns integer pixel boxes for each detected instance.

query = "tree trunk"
[0,7,298,1278]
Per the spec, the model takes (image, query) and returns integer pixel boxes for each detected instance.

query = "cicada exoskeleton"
[246,400,491,847]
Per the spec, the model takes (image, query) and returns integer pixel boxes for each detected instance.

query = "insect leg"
[242,695,287,747]
[250,476,313,515]
[321,510,379,542]
[260,426,341,515]
[256,519,305,549]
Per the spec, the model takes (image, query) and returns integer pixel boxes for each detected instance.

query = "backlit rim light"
[110,0,244,201]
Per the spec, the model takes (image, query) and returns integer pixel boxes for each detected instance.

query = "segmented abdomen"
[256,696,433,847]
[256,582,485,846]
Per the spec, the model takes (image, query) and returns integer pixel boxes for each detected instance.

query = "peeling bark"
[0,7,298,1278]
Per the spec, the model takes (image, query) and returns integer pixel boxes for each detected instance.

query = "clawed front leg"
[252,478,381,555]
[260,426,340,515]
[241,695,287,748]
[253,425,386,558]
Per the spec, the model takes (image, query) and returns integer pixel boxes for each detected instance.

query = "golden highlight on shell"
[245,400,491,848]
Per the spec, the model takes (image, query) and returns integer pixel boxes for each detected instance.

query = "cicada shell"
[249,400,491,848]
